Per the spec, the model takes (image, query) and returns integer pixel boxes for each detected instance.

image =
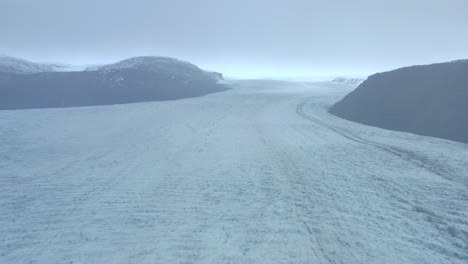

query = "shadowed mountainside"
[329,60,468,144]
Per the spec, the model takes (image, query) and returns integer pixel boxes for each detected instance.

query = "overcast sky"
[1,0,467,77]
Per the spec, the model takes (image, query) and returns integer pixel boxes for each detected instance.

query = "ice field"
[1,80,467,263]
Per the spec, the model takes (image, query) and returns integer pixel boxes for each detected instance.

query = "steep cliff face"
[0,56,227,110]
[329,60,468,144]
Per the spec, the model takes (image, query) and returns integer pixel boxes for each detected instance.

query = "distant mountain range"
[329,59,468,144]
[0,56,227,110]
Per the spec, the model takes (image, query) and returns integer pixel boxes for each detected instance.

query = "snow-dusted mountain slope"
[99,56,223,81]
[0,56,102,74]
[0,80,466,263]
[0,55,221,79]
[99,56,200,72]
[332,77,365,85]
[44,63,105,72]
[0,55,56,74]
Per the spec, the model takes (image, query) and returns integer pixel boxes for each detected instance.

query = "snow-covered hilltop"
[99,56,223,82]
[100,56,202,73]
[0,55,104,74]
[0,55,57,74]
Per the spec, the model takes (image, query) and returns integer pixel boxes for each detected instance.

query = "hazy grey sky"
[1,0,467,77]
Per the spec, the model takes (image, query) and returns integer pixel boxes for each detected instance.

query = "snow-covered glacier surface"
[0,80,467,264]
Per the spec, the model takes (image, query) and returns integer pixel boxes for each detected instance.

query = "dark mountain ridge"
[0,56,227,110]
[329,59,468,144]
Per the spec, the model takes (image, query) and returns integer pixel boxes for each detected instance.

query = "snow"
[0,55,103,73]
[0,55,56,74]
[46,63,105,72]
[332,77,365,86]
[0,55,215,77]
[0,80,467,263]
[98,56,202,73]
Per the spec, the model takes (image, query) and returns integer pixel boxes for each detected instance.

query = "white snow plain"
[0,80,467,264]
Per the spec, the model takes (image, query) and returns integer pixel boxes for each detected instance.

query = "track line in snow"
[295,96,468,261]
[296,98,461,186]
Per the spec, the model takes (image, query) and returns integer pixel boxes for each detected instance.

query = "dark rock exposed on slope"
[329,60,468,144]
[0,56,227,110]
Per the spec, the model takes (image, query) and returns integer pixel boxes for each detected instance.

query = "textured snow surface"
[0,80,467,263]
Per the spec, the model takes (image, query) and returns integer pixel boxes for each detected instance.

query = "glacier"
[0,80,467,263]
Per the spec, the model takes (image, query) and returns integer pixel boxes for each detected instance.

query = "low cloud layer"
[1,0,467,77]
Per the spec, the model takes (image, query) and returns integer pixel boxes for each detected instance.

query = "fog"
[1,0,467,77]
